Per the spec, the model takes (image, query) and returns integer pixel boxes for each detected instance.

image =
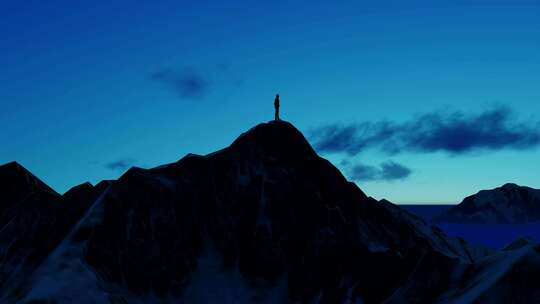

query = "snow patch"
[182,245,288,304]
[436,245,534,303]
[15,188,112,304]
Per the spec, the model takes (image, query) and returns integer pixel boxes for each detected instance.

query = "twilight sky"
[2,0,540,203]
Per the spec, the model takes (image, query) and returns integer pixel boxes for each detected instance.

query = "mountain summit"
[0,161,58,216]
[1,121,539,303]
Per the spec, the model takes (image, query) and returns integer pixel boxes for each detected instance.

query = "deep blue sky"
[2,0,540,203]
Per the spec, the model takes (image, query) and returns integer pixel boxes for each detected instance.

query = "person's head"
[276,94,279,98]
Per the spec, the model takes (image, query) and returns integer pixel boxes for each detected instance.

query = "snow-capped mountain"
[1,121,539,303]
[435,183,540,224]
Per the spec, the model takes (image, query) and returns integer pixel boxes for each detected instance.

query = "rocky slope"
[0,162,110,299]
[1,121,539,303]
[435,183,540,224]
[435,238,540,303]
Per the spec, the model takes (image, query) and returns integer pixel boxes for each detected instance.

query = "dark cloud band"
[106,159,135,171]
[311,106,540,156]
[346,161,412,182]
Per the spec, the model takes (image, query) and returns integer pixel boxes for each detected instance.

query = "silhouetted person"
[274,94,280,121]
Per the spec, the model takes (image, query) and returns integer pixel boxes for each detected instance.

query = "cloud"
[150,63,243,100]
[347,161,412,182]
[311,106,540,156]
[106,159,135,171]
[150,67,210,99]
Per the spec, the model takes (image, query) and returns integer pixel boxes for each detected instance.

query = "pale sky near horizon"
[2,1,540,203]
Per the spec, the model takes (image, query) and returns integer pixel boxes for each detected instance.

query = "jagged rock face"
[0,161,61,291]
[0,170,109,297]
[435,183,540,224]
[436,242,540,304]
[79,121,480,303]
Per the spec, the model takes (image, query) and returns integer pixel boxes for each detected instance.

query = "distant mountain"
[1,121,539,303]
[435,183,540,224]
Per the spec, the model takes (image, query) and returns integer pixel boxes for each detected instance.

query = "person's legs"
[275,107,280,120]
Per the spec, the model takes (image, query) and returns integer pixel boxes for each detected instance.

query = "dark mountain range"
[435,183,540,224]
[1,121,539,303]
[0,161,111,297]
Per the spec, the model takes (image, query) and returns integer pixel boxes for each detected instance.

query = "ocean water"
[398,204,453,221]
[400,204,540,249]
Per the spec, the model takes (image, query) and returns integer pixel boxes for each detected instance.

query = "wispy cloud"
[105,159,135,171]
[150,67,210,100]
[150,63,243,100]
[345,161,412,182]
[311,106,540,156]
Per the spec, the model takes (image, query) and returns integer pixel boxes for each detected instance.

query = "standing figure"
[274,94,280,121]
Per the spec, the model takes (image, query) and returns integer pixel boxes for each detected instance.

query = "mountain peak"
[228,120,317,160]
[0,161,59,213]
[500,183,521,190]
[0,161,23,172]
[0,161,55,189]
[63,182,94,197]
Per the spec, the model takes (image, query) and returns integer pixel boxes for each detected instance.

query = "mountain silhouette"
[434,183,540,224]
[1,121,539,303]
[0,161,58,217]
